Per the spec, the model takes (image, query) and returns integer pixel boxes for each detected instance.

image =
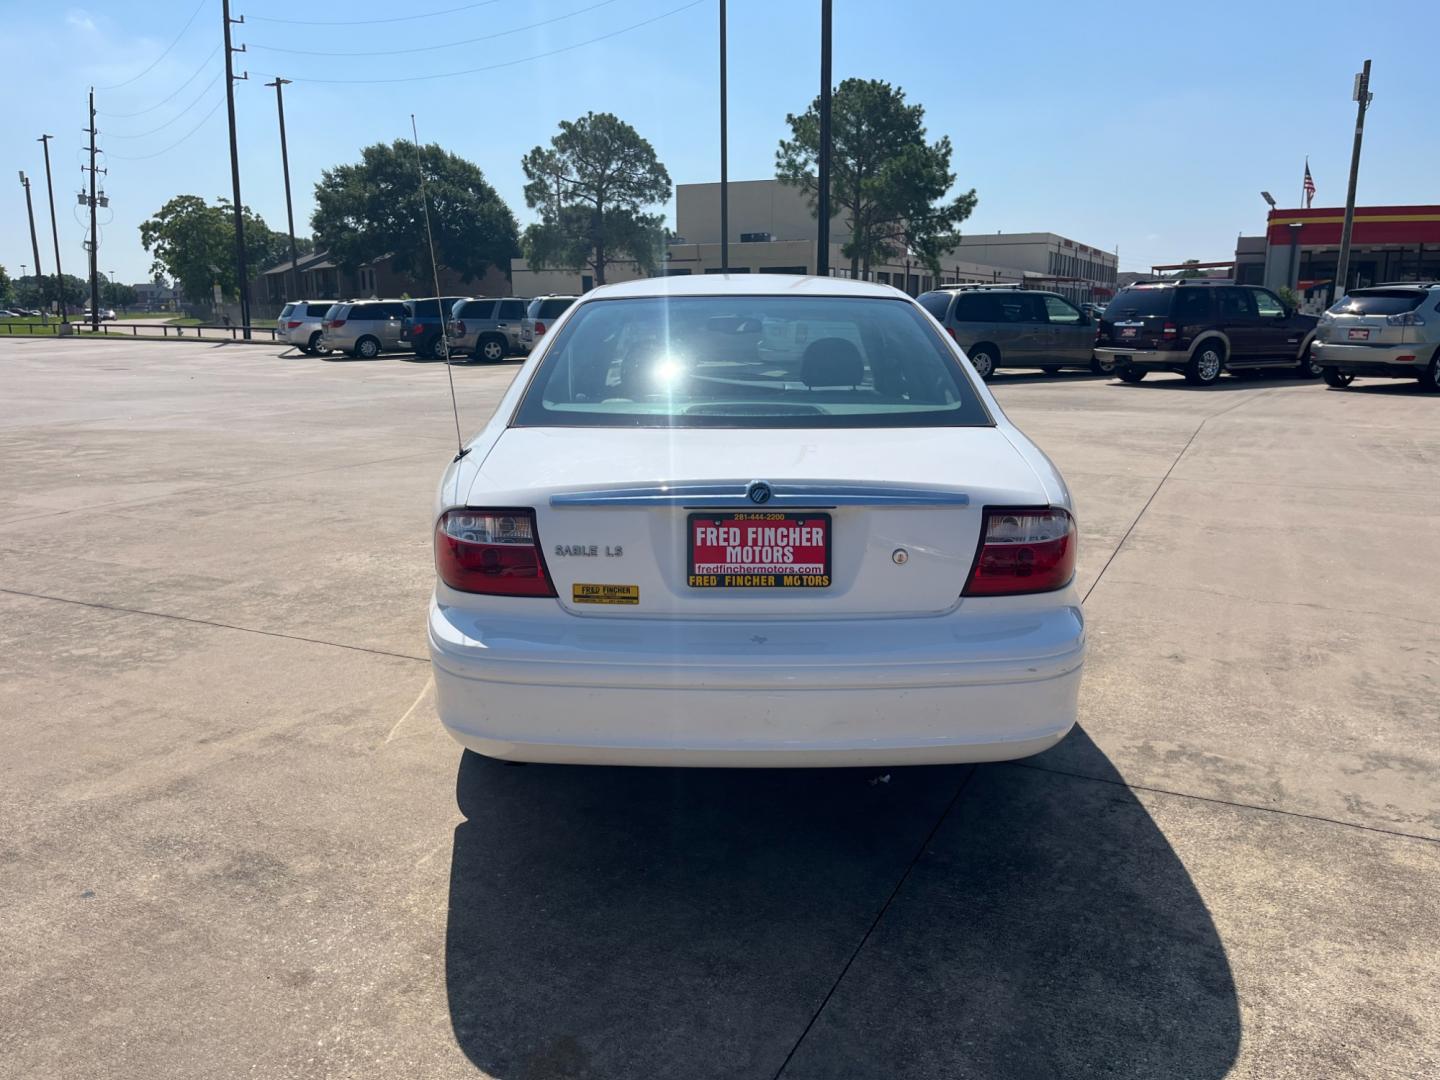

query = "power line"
[253,0,705,85]
[247,0,502,26]
[248,0,621,57]
[105,98,225,161]
[103,72,224,138]
[99,45,221,117]
[97,0,209,90]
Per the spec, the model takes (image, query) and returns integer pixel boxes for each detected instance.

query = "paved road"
[1,338,1436,1079]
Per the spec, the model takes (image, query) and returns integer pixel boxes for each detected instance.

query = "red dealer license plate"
[688,512,831,588]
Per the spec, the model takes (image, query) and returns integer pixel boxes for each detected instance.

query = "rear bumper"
[427,592,1085,766]
[1093,347,1179,368]
[1312,340,1430,375]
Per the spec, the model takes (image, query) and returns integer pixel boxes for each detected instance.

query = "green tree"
[776,78,977,277]
[12,274,88,310]
[0,265,10,304]
[139,195,288,305]
[311,141,518,284]
[103,278,139,308]
[520,112,671,286]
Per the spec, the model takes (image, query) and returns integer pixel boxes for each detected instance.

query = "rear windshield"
[280,304,295,318]
[917,292,952,320]
[512,295,992,429]
[529,298,575,319]
[1106,288,1174,318]
[1328,289,1428,315]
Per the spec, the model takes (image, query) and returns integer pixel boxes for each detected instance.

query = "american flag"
[1303,160,1316,208]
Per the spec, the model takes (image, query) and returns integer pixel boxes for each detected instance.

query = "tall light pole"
[718,0,728,273]
[222,0,251,337]
[815,0,832,277]
[265,77,301,303]
[84,88,102,330]
[1334,59,1372,301]
[38,135,65,317]
[19,171,44,288]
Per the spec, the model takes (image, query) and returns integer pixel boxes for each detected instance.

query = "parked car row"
[278,295,580,361]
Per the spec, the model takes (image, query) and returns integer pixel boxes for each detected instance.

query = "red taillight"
[945,325,957,340]
[434,509,556,597]
[329,318,345,328]
[286,320,303,329]
[455,321,466,336]
[963,507,1076,597]
[534,321,546,336]
[412,324,424,336]
[1162,321,1178,340]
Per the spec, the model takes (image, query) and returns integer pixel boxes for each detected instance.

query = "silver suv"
[318,300,409,359]
[280,300,339,355]
[448,297,528,362]
[1311,282,1440,391]
[519,295,578,354]
[917,286,1099,378]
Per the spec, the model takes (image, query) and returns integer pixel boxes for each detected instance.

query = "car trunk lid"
[467,427,1049,617]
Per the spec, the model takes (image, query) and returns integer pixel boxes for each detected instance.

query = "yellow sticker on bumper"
[573,583,639,605]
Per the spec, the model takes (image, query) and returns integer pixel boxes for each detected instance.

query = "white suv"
[279,300,339,355]
[1311,282,1440,391]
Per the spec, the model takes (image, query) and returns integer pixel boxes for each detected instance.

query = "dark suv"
[402,296,466,360]
[1095,281,1319,385]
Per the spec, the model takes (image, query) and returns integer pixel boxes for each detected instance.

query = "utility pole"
[85,88,101,331]
[815,0,832,277]
[38,135,65,318]
[719,0,728,273]
[19,171,43,288]
[222,0,251,337]
[265,77,300,302]
[1334,59,1372,302]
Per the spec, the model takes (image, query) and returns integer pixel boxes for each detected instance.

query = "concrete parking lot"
[2,336,1437,1079]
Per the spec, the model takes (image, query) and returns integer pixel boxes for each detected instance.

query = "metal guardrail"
[1,320,281,342]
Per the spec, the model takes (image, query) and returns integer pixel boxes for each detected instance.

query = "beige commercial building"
[511,179,1114,304]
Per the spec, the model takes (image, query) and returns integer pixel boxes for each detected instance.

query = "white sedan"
[428,275,1084,766]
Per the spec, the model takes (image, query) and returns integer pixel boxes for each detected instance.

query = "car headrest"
[800,337,865,388]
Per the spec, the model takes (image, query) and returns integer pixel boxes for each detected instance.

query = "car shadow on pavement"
[1334,381,1437,395]
[444,727,1239,1079]
[1111,373,1305,391]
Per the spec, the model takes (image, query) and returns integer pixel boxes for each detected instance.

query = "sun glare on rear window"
[511,296,992,428]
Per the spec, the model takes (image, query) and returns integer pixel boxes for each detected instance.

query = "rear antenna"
[410,113,467,462]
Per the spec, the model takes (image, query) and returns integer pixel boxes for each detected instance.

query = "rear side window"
[305,303,333,317]
[462,300,496,318]
[917,292,952,320]
[1173,289,1210,322]
[513,295,992,429]
[1107,288,1174,318]
[1328,289,1427,315]
[952,293,998,321]
[499,300,526,319]
[537,298,575,319]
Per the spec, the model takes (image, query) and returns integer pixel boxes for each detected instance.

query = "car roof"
[587,274,900,300]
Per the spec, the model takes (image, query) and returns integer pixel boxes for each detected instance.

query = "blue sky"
[2,0,1437,285]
